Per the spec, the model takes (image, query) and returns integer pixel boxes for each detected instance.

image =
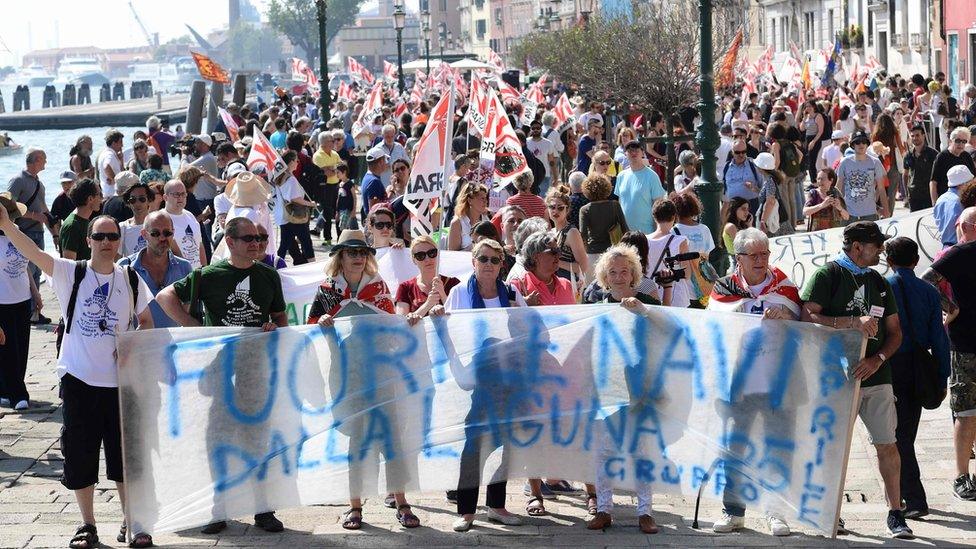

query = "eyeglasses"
[733,151,747,156]
[167,191,187,198]
[475,255,502,265]
[372,221,394,230]
[148,230,174,238]
[394,166,409,172]
[90,232,121,242]
[127,196,148,204]
[547,204,567,212]
[231,234,269,243]
[597,160,612,166]
[954,138,968,145]
[412,249,438,261]
[736,250,771,261]
[542,247,560,256]
[344,248,369,258]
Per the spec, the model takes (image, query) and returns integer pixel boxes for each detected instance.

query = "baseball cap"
[196,134,213,147]
[947,164,974,187]
[850,130,870,145]
[830,130,846,140]
[225,162,248,179]
[365,146,389,163]
[623,139,643,151]
[113,171,140,196]
[60,170,78,183]
[843,221,890,246]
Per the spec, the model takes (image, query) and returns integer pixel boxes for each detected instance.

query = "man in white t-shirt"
[163,180,207,268]
[97,130,124,197]
[526,121,559,196]
[818,130,848,171]
[0,208,154,547]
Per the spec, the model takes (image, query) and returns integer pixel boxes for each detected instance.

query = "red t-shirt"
[507,193,547,219]
[395,276,461,313]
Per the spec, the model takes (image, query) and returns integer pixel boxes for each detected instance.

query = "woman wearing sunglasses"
[119,182,155,257]
[305,229,420,530]
[545,186,588,285]
[366,206,404,249]
[395,236,459,324]
[442,238,526,532]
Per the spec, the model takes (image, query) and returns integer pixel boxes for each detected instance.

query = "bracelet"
[831,316,836,328]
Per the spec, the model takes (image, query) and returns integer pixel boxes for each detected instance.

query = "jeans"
[538,176,552,198]
[891,353,928,511]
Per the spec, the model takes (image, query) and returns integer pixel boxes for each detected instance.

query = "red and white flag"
[337,81,356,101]
[383,60,398,82]
[246,127,287,181]
[218,107,240,143]
[415,69,427,83]
[352,81,385,139]
[409,79,424,106]
[466,75,493,136]
[836,87,854,109]
[347,57,374,84]
[404,85,456,237]
[487,49,506,73]
[496,78,521,104]
[552,93,576,133]
[485,89,529,188]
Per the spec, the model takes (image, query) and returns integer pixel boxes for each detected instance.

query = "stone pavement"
[1,283,974,549]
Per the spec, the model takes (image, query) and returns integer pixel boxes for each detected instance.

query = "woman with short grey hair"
[505,217,550,282]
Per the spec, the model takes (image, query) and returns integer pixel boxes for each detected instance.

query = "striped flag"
[487,49,506,73]
[404,85,456,238]
[351,81,385,139]
[337,81,356,101]
[347,57,374,84]
[246,127,287,180]
[552,93,575,133]
[218,107,239,143]
[383,60,398,82]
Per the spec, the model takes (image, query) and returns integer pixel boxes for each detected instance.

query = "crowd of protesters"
[0,66,974,548]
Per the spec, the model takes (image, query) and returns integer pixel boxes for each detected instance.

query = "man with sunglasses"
[615,140,666,234]
[60,179,103,261]
[723,140,761,215]
[0,207,155,548]
[836,130,890,221]
[930,126,976,206]
[118,211,191,328]
[163,179,207,269]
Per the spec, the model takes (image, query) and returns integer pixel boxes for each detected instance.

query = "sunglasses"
[475,255,502,265]
[127,196,148,204]
[372,221,394,230]
[597,160,612,166]
[232,234,270,243]
[148,230,174,238]
[547,204,567,211]
[344,248,369,258]
[412,249,438,261]
[394,166,409,172]
[90,232,121,241]
[954,138,968,145]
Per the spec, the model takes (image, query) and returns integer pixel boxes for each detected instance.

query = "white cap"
[754,152,776,171]
[947,165,974,187]
[831,130,846,140]
[225,162,248,179]
[196,134,213,147]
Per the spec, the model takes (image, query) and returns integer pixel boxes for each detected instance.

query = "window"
[771,19,777,50]
[439,0,447,11]
[495,7,502,25]
[474,0,484,10]
[476,19,487,40]
[867,9,873,46]
[758,8,764,44]
[828,9,835,42]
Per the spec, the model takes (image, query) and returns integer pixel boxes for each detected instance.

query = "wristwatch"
[877,352,887,363]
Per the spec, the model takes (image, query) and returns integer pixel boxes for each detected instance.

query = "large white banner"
[118,305,862,536]
[769,208,940,289]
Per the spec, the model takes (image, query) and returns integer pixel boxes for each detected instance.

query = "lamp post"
[315,0,331,125]
[393,2,406,95]
[422,10,431,75]
[578,0,593,26]
[693,0,725,273]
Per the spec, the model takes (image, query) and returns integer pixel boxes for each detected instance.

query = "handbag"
[284,202,311,224]
[896,278,946,410]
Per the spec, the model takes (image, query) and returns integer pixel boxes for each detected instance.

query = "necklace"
[91,267,116,333]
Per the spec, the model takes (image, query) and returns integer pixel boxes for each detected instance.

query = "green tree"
[267,0,366,66]
[226,22,284,71]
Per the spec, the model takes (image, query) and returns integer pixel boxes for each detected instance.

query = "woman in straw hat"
[306,229,420,530]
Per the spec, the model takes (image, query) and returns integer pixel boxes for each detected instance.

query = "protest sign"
[245,128,287,181]
[768,208,940,289]
[118,304,862,536]
[351,82,384,141]
[404,87,455,237]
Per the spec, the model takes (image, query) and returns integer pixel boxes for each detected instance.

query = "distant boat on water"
[4,64,56,87]
[53,57,109,87]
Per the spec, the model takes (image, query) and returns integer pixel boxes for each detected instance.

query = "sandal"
[341,507,363,530]
[384,493,397,509]
[525,495,548,517]
[396,504,420,528]
[69,524,98,549]
[586,492,598,515]
[130,532,154,548]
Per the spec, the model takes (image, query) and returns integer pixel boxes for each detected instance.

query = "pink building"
[937,0,976,91]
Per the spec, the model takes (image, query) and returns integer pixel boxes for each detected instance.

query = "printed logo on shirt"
[180,224,200,265]
[845,284,868,316]
[845,169,874,204]
[134,234,147,253]
[3,242,27,278]
[223,276,261,326]
[79,282,119,338]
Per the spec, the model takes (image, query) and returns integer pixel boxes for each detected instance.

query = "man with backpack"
[800,221,911,539]
[0,207,155,549]
[723,141,762,216]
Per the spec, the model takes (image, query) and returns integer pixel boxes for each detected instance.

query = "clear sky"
[0,0,419,68]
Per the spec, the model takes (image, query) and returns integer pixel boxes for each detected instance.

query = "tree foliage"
[510,1,743,116]
[267,0,366,66]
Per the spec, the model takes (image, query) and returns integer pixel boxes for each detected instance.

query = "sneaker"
[0,398,10,408]
[13,400,28,411]
[452,516,473,532]
[253,511,283,532]
[446,490,458,504]
[953,474,976,501]
[903,508,929,520]
[766,514,791,536]
[544,480,582,496]
[201,521,226,534]
[522,481,557,500]
[835,517,848,535]
[712,511,745,533]
[886,510,914,539]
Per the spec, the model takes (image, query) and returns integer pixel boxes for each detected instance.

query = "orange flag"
[191,52,231,84]
[715,28,744,89]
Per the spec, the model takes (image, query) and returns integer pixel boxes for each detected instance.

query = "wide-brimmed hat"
[0,192,27,222]
[329,229,375,256]
[114,170,140,196]
[225,171,273,207]
[754,152,776,171]
[947,165,974,187]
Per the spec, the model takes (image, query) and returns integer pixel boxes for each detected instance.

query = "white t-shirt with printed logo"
[526,137,556,180]
[119,219,147,257]
[51,257,151,387]
[0,235,30,304]
[166,210,203,268]
[272,175,304,227]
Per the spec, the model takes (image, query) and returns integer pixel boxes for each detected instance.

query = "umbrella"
[401,59,437,71]
[450,59,496,70]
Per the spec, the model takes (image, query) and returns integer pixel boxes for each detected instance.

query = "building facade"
[419,0,465,59]
[459,0,493,58]
[850,0,932,81]
[337,13,421,73]
[935,0,976,93]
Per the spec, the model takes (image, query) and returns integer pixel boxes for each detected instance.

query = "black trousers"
[0,300,31,403]
[891,353,927,511]
[455,433,509,515]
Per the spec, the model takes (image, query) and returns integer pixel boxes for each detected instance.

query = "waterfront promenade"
[0,95,188,130]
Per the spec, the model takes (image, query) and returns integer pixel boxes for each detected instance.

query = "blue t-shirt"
[576,136,597,173]
[837,155,885,217]
[934,188,963,245]
[615,166,666,233]
[723,159,760,201]
[270,130,288,149]
[360,172,388,219]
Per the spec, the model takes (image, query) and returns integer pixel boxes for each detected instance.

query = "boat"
[4,64,55,87]
[53,57,109,87]
[0,143,23,156]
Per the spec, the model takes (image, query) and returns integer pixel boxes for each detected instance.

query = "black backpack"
[778,140,803,177]
[55,261,140,357]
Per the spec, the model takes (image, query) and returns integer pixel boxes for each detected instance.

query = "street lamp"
[422,9,431,75]
[315,0,331,125]
[579,0,593,26]
[694,0,724,273]
[393,3,406,95]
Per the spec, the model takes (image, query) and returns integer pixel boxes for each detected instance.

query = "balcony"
[891,33,908,51]
[867,0,887,11]
[910,32,926,51]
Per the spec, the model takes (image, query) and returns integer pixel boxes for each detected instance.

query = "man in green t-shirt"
[800,221,910,539]
[156,216,288,534]
[59,179,102,260]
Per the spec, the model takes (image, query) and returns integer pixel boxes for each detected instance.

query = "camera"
[653,251,701,285]
[827,188,840,199]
